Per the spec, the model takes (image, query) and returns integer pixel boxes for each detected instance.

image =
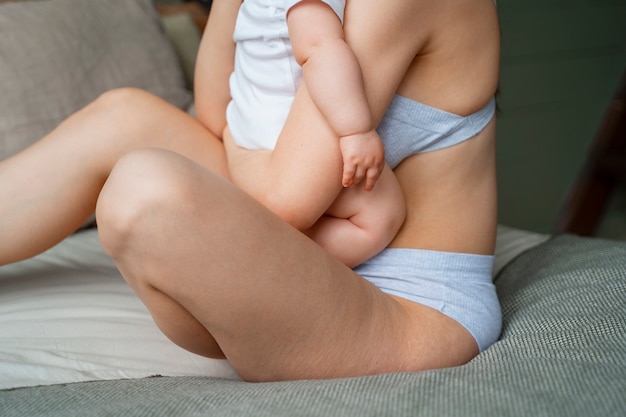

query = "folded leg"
[0,88,227,265]
[96,148,477,382]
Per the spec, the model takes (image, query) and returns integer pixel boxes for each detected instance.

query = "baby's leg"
[223,85,345,231]
[224,84,405,266]
[305,164,405,267]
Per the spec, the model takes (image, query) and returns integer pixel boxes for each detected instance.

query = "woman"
[0,0,500,381]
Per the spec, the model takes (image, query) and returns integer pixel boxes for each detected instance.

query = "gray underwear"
[378,95,496,168]
[354,248,502,352]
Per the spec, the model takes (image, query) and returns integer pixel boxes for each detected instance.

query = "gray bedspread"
[1,234,625,417]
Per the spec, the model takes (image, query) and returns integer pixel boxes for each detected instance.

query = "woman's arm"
[194,0,241,139]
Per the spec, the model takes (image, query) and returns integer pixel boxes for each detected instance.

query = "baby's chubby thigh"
[330,164,405,233]
[222,125,271,193]
[309,165,406,267]
[222,125,340,231]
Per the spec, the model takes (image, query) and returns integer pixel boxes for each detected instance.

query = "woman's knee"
[95,148,186,259]
[90,87,153,113]
[79,88,162,134]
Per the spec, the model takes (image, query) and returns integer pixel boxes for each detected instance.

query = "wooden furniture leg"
[156,0,211,32]
[555,68,626,236]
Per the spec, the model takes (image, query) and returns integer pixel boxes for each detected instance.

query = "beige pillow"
[0,0,192,160]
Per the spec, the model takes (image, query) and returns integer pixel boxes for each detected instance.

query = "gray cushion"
[1,234,624,416]
[0,0,192,160]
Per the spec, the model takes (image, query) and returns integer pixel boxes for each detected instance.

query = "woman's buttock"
[354,247,502,352]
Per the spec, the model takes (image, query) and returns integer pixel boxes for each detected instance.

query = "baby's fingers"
[342,162,356,187]
[344,163,369,188]
[364,165,382,191]
[352,165,367,186]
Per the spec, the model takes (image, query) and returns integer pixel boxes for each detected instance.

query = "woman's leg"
[0,88,228,265]
[96,148,477,382]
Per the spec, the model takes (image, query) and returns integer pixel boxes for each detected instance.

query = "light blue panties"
[354,248,502,352]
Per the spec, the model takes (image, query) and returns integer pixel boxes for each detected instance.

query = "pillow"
[161,12,202,90]
[0,229,241,390]
[0,0,192,161]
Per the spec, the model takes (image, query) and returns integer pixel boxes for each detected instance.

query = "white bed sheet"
[0,229,239,389]
[0,225,548,389]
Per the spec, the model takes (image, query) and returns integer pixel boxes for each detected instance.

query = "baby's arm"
[288,0,384,191]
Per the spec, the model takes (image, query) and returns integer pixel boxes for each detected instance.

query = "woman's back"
[399,0,500,116]
[344,0,499,116]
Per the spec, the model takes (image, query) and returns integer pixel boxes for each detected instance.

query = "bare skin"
[0,0,500,381]
[221,1,406,268]
[0,89,228,265]
[288,0,385,190]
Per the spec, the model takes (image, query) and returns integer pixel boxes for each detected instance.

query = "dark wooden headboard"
[156,0,211,32]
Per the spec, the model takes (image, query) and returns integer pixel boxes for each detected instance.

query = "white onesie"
[226,0,345,150]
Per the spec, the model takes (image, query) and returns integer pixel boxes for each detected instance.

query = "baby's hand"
[339,130,385,191]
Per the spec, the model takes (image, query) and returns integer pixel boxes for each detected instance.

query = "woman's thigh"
[97,148,476,382]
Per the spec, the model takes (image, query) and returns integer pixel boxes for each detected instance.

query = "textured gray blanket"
[1,234,625,417]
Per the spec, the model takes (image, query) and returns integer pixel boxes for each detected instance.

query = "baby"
[224,0,405,266]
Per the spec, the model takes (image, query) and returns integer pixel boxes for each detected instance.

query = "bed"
[1,1,625,416]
